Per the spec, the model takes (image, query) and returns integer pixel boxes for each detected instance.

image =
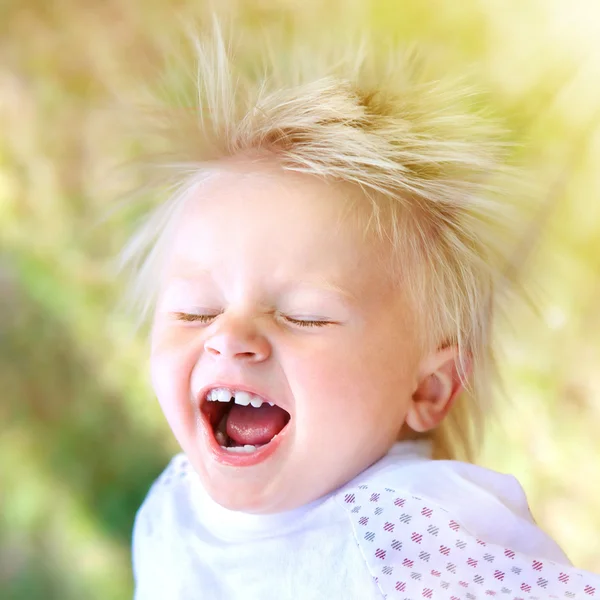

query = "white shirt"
[132,442,600,599]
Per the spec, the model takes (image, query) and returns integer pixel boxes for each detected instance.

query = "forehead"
[179,163,364,234]
[164,164,394,286]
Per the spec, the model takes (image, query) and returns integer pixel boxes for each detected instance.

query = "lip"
[201,414,291,467]
[197,382,292,467]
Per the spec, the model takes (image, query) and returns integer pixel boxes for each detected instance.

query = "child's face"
[150,162,424,513]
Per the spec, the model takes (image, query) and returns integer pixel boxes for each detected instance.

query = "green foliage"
[1,1,599,597]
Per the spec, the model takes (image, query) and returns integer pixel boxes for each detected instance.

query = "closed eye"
[170,312,335,327]
[172,312,219,323]
[283,315,334,328]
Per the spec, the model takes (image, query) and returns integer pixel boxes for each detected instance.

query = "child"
[124,26,600,600]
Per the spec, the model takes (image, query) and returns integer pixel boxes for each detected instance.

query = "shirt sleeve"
[338,482,600,599]
[131,498,158,600]
[131,454,189,600]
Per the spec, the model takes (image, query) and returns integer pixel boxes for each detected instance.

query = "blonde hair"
[121,24,520,462]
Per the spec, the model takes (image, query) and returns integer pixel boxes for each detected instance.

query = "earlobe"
[405,347,470,433]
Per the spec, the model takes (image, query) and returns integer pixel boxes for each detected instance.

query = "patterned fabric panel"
[338,483,600,600]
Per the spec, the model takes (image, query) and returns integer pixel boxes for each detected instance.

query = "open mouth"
[201,387,291,454]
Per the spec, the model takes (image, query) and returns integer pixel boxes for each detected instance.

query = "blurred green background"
[1,0,600,598]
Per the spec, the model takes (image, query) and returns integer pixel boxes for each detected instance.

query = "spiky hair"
[121,24,520,462]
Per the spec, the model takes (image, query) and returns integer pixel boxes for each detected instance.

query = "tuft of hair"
[120,22,525,463]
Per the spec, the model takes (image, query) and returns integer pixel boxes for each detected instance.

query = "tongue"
[226,404,289,446]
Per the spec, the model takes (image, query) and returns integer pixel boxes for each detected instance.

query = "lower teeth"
[223,444,260,453]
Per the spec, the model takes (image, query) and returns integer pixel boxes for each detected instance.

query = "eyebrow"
[167,266,356,302]
[289,278,357,302]
[169,264,213,281]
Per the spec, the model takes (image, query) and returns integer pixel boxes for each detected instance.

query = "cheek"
[286,336,413,421]
[150,327,201,429]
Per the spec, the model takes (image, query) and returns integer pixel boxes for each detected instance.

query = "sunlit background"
[2,1,600,598]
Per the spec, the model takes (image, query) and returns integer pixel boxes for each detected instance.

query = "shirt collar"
[187,439,433,542]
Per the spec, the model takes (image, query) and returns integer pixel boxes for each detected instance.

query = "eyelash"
[171,312,332,328]
[283,316,331,328]
[172,312,218,323]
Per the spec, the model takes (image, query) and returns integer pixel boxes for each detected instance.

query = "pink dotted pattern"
[338,484,600,599]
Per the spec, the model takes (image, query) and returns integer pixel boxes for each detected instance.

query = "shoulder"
[348,457,567,559]
[335,461,600,599]
[132,454,195,589]
[134,453,194,535]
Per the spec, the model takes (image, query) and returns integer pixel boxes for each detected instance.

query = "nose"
[203,316,271,363]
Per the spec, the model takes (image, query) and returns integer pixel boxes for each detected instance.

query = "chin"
[204,477,281,513]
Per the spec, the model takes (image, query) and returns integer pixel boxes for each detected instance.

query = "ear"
[405,346,470,433]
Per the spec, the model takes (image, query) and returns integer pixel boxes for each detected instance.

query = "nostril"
[204,332,270,361]
[204,346,257,359]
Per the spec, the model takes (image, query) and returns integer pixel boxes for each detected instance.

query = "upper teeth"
[206,387,274,407]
